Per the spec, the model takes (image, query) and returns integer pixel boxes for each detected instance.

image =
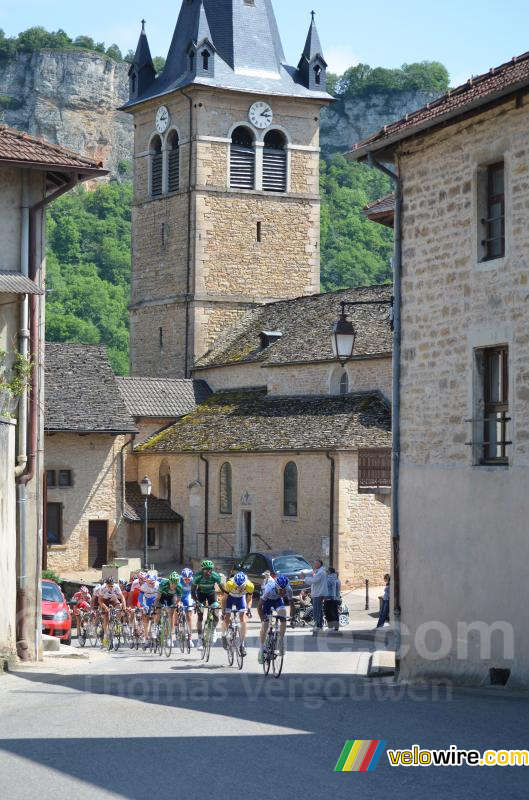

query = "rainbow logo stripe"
[334,740,387,772]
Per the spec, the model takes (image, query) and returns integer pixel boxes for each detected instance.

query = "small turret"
[297,11,328,92]
[187,1,216,79]
[128,20,156,101]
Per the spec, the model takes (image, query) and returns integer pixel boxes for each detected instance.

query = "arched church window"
[263,129,287,192]
[167,130,180,193]
[201,50,210,71]
[219,462,232,515]
[331,366,350,396]
[230,126,255,189]
[150,135,163,197]
[159,460,171,502]
[339,372,349,396]
[283,462,298,518]
[314,64,322,86]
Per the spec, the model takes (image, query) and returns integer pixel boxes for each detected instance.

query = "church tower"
[124,0,331,378]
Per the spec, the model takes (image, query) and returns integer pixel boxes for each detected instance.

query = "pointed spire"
[195,0,214,48]
[297,11,327,91]
[129,20,156,100]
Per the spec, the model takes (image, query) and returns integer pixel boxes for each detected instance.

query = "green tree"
[106,44,123,62]
[17,27,71,51]
[153,56,166,74]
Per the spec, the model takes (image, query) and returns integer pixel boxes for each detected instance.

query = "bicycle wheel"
[184,619,191,654]
[163,619,172,658]
[77,620,87,648]
[87,618,98,647]
[178,616,186,653]
[204,620,213,663]
[226,628,234,666]
[108,620,116,651]
[113,622,121,651]
[272,634,284,678]
[262,634,272,675]
[234,627,244,671]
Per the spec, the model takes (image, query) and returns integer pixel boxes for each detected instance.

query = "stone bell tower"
[124,0,332,378]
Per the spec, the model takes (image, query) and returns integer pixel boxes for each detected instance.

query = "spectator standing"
[376,574,391,628]
[324,568,341,630]
[305,560,328,631]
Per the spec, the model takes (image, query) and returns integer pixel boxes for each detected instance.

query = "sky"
[1,0,529,88]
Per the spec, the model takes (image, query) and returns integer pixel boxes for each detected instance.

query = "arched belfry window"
[283,462,298,517]
[201,49,210,71]
[263,130,287,192]
[219,462,232,515]
[230,126,255,189]
[167,130,180,193]
[314,64,322,86]
[188,49,195,72]
[150,135,163,197]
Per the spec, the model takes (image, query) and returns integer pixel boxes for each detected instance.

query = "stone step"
[368,650,396,677]
[42,634,61,652]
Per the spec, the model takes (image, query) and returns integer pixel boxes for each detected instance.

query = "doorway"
[88,521,108,568]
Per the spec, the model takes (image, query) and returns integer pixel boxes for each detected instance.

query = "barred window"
[230,126,255,189]
[167,130,180,193]
[482,347,509,464]
[480,162,505,261]
[150,135,163,197]
[283,462,298,517]
[219,462,232,515]
[263,130,287,192]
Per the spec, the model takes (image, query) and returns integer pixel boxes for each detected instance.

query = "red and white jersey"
[72,590,92,605]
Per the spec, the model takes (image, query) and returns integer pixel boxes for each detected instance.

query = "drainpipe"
[326,452,335,568]
[119,435,136,519]
[199,454,209,558]
[14,172,30,479]
[368,152,402,676]
[181,89,194,379]
[16,173,78,661]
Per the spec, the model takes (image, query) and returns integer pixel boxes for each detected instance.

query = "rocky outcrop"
[0,50,440,172]
[320,90,440,156]
[0,50,133,175]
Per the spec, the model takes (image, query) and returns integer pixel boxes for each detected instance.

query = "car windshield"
[42,582,63,603]
[272,556,311,573]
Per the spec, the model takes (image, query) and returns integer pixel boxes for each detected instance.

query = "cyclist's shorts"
[196,591,217,609]
[139,593,156,610]
[182,593,195,609]
[262,598,286,616]
[226,594,247,612]
[159,595,178,608]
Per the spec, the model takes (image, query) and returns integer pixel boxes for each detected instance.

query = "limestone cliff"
[0,50,133,175]
[0,50,439,171]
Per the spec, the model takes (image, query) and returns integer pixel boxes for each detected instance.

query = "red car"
[42,579,72,645]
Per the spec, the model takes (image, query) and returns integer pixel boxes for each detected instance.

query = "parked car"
[235,551,313,596]
[42,579,72,645]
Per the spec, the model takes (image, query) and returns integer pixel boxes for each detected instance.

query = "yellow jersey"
[225,578,255,597]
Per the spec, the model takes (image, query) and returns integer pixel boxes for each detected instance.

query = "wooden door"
[88,521,108,568]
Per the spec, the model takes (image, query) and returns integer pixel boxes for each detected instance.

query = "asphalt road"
[0,630,528,799]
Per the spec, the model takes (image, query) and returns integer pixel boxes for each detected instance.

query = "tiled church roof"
[139,389,391,454]
[117,377,212,419]
[194,285,393,370]
[45,344,137,434]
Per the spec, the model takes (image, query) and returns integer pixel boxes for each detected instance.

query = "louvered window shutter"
[151,153,163,197]
[168,148,180,192]
[230,145,255,189]
[263,147,287,192]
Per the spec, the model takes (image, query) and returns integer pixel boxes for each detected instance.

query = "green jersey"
[192,570,223,595]
[158,579,183,599]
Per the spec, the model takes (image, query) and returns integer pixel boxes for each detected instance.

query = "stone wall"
[0,419,16,664]
[45,433,125,571]
[396,97,529,687]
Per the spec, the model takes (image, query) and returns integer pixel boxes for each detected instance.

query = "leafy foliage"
[46,183,132,375]
[331,61,449,98]
[0,26,150,64]
[320,155,393,291]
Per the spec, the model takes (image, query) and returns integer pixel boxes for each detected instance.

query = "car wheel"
[62,635,72,646]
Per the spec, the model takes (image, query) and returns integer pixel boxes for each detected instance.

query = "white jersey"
[95,583,123,602]
[261,582,293,602]
[139,580,159,599]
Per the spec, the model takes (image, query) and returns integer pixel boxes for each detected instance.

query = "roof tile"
[116,377,212,418]
[0,125,106,173]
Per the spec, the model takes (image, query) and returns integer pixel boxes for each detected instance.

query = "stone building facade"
[351,51,529,686]
[124,0,332,378]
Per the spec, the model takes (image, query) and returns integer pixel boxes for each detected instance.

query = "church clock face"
[155,105,170,134]
[249,101,273,130]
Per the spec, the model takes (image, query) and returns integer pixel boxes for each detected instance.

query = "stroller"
[290,594,350,629]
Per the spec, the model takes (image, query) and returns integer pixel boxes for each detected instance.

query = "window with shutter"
[150,135,163,197]
[230,126,255,189]
[167,131,180,193]
[263,130,287,192]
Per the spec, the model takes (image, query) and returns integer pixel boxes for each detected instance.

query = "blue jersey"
[179,578,192,596]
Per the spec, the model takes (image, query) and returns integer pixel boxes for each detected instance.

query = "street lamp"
[139,475,152,569]
[332,299,393,366]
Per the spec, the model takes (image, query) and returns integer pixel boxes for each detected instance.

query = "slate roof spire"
[123,0,332,109]
[297,11,328,92]
[128,20,157,101]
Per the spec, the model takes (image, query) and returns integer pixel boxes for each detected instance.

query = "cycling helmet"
[118,579,127,586]
[146,572,157,582]
[105,576,115,584]
[138,571,147,581]
[169,571,180,584]
[201,559,214,570]
[181,567,193,583]
[234,572,247,587]
[80,586,90,595]
[275,575,289,590]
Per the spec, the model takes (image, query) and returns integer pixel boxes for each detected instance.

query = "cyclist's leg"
[100,601,110,639]
[276,604,287,642]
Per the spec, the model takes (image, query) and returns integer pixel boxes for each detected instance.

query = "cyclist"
[137,572,160,640]
[95,576,126,647]
[192,559,225,649]
[222,571,254,656]
[257,574,295,664]
[179,568,196,648]
[71,586,91,638]
[155,571,183,645]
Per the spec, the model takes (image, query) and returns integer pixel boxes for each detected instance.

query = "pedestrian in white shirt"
[305,560,327,631]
